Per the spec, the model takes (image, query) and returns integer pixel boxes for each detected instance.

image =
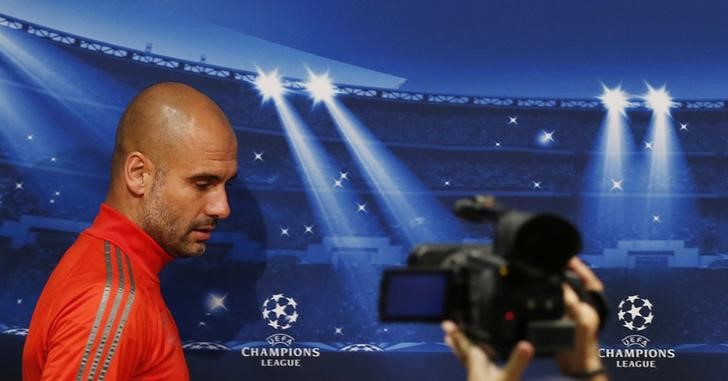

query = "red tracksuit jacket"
[23,204,190,381]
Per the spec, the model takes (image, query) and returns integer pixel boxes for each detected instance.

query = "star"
[652,215,661,223]
[54,191,61,196]
[304,225,314,234]
[628,305,643,319]
[508,116,518,125]
[288,311,299,323]
[532,181,542,189]
[622,320,635,331]
[50,156,57,162]
[27,134,33,141]
[644,141,653,150]
[642,299,653,309]
[617,309,626,321]
[197,321,208,328]
[643,313,654,325]
[495,141,501,147]
[272,303,288,318]
[286,297,298,308]
[267,320,280,329]
[280,227,290,236]
[679,122,689,131]
[271,293,284,301]
[542,130,555,143]
[333,178,343,188]
[443,180,451,186]
[335,327,344,335]
[208,294,228,311]
[610,179,623,191]
[15,182,23,190]
[339,171,349,180]
[357,203,368,213]
[626,295,639,303]
[253,151,264,161]
[16,298,22,305]
[49,199,55,204]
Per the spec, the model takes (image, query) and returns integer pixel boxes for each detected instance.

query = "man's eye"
[195,182,212,189]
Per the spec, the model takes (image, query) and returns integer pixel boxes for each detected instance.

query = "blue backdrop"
[1,11,728,381]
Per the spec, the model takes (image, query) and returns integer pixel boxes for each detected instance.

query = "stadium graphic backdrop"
[1,11,728,381]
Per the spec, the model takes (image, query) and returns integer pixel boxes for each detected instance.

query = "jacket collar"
[85,203,174,282]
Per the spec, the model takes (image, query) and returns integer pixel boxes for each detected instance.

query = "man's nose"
[206,188,231,220]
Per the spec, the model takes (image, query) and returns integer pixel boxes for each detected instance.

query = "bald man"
[23,83,238,381]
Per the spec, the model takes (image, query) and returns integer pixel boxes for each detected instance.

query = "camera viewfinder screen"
[384,272,449,319]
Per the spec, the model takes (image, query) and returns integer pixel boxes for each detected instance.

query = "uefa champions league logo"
[261,293,299,330]
[617,295,654,332]
[242,292,320,366]
[599,294,676,369]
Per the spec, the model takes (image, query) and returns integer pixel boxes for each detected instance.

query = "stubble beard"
[142,175,206,258]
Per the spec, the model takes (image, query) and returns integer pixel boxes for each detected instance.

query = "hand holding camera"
[380,195,609,380]
[442,257,607,381]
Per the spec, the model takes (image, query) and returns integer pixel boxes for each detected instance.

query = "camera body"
[379,196,584,357]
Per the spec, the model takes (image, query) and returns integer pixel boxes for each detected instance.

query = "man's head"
[107,82,238,257]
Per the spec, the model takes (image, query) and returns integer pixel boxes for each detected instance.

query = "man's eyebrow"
[188,173,223,182]
[188,173,238,182]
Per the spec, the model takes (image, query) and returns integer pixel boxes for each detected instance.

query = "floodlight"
[255,69,283,101]
[306,72,335,103]
[643,84,675,114]
[599,85,630,115]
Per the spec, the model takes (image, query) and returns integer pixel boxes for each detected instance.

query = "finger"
[502,341,534,381]
[562,283,580,320]
[444,335,466,364]
[563,283,599,329]
[569,257,603,291]
[562,285,601,345]
[450,328,472,362]
[442,321,469,364]
[441,320,458,334]
[441,321,460,354]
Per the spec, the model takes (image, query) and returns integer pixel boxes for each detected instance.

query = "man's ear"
[124,151,151,197]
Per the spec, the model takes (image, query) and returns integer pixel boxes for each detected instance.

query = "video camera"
[379,195,602,358]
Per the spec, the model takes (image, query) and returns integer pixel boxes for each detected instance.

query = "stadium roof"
[3,1,728,98]
[1,12,726,111]
[0,1,406,90]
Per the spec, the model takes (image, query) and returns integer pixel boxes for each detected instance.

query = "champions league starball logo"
[599,294,676,369]
[617,295,654,332]
[261,293,299,330]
